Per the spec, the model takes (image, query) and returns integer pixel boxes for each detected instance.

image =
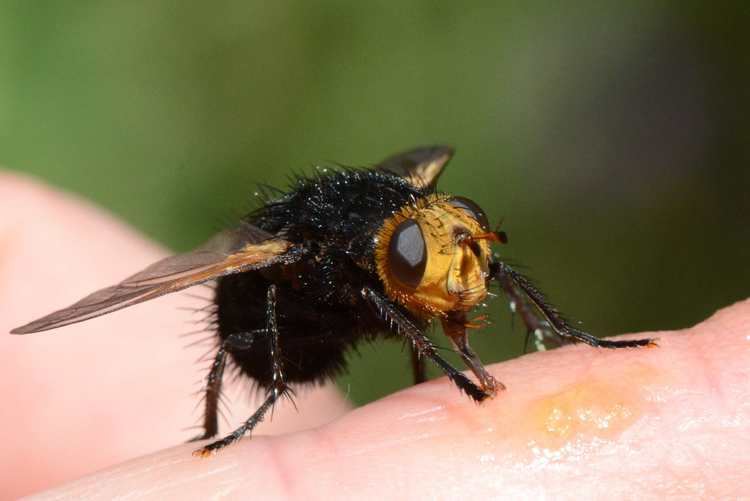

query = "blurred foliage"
[1,1,747,404]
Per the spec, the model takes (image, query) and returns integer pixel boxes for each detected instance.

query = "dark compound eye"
[388,219,427,288]
[449,196,490,231]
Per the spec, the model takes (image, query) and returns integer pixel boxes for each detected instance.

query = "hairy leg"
[362,287,490,402]
[491,261,655,348]
[194,285,290,456]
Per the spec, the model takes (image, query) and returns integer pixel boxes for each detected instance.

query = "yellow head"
[375,194,502,318]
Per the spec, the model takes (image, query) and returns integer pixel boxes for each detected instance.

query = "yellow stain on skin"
[523,365,662,451]
[530,382,636,445]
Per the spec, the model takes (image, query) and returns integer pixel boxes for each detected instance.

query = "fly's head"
[374,194,506,318]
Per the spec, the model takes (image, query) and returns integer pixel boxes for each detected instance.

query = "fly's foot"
[192,435,242,458]
[479,373,506,398]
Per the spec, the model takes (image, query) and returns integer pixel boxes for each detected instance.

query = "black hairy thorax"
[215,169,426,386]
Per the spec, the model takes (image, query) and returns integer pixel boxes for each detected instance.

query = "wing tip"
[11,318,57,334]
[10,324,35,334]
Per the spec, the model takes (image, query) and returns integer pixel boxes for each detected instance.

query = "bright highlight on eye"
[388,219,427,288]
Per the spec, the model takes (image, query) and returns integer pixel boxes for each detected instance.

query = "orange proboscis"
[465,314,490,329]
[462,231,508,245]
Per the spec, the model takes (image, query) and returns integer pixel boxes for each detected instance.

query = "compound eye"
[388,219,427,288]
[449,196,490,231]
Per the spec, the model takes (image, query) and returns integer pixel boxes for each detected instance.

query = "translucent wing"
[376,145,454,191]
[11,223,302,334]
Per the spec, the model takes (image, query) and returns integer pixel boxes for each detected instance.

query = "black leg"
[522,322,570,353]
[410,343,427,384]
[361,287,490,402]
[194,285,289,456]
[193,387,284,457]
[188,330,263,442]
[491,261,656,348]
[442,315,504,396]
[189,344,227,441]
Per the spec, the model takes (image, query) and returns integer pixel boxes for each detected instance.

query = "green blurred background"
[1,1,747,404]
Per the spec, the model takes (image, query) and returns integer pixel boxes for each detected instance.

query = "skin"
[1,172,748,500]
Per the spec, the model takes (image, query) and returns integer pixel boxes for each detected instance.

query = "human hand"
[2,172,748,499]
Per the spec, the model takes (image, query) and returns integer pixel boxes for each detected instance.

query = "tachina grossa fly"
[11,146,655,456]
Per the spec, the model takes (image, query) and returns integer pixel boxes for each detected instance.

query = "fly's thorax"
[374,194,491,318]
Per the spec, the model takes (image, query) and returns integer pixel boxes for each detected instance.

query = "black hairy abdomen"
[215,268,376,385]
[214,169,425,387]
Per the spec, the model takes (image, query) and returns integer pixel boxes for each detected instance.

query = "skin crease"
[1,173,748,500]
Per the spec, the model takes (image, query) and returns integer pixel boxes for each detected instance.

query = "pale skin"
[1,172,748,499]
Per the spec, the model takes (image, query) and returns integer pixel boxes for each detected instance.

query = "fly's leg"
[410,344,427,384]
[194,285,289,456]
[193,389,283,457]
[442,314,505,396]
[188,331,260,442]
[189,344,226,442]
[362,287,490,402]
[491,261,656,348]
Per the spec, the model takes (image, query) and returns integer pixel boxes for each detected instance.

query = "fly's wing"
[376,145,454,191]
[11,223,302,334]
